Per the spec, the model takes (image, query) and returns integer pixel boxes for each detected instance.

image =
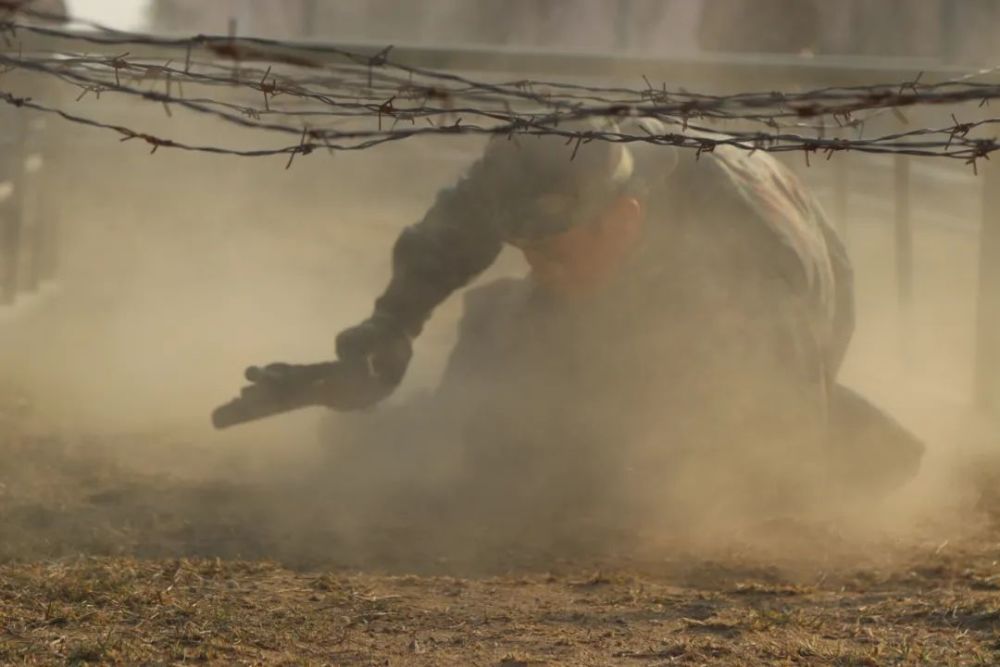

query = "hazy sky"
[65,0,148,29]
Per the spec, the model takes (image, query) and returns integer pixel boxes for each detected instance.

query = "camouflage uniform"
[340,123,921,508]
[371,127,850,384]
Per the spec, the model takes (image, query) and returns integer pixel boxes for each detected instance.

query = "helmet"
[477,118,635,241]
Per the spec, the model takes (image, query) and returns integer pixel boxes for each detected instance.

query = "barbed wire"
[2,4,1000,170]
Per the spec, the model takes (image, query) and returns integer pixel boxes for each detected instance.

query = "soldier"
[239,119,923,522]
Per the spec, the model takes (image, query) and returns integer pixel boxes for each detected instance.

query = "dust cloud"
[0,76,995,579]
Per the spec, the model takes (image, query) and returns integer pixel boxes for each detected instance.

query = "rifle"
[211,361,389,429]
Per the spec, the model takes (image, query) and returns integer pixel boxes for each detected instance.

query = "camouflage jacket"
[372,130,853,386]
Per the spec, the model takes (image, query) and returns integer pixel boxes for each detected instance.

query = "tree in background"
[147,0,204,34]
[147,0,305,38]
[2,0,67,18]
[698,0,820,55]
[145,0,1000,64]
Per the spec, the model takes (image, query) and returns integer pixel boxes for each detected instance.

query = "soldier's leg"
[827,383,925,497]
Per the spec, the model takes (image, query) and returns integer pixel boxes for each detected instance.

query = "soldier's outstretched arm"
[212,157,506,428]
[215,124,631,425]
[335,155,505,396]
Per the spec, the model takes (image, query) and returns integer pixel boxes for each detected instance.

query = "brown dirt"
[3,391,1000,666]
[5,550,1000,666]
[1,62,994,666]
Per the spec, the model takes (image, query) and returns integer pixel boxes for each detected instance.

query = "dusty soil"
[6,548,1000,666]
[2,392,1000,667]
[1,55,995,666]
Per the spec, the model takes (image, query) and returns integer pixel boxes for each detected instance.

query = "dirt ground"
[2,391,1000,667]
[6,546,1000,666]
[2,93,999,665]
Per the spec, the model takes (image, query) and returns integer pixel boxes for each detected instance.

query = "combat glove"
[335,311,413,389]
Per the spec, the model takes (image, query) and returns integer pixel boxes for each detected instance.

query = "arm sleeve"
[372,155,505,337]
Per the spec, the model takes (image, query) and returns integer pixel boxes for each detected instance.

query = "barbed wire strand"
[0,4,999,171]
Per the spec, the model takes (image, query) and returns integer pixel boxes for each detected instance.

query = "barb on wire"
[1,5,1000,169]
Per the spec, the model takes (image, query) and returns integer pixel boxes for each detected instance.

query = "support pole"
[0,113,23,306]
[0,179,15,305]
[833,153,850,245]
[976,160,1000,414]
[894,155,913,365]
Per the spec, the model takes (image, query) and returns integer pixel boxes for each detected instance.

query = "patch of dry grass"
[2,398,1000,665]
[2,553,1000,665]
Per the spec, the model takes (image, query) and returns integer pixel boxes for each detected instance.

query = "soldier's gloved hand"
[335,313,413,390]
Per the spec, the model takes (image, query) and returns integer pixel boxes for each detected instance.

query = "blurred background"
[61,0,1000,64]
[1,0,997,459]
[0,0,995,576]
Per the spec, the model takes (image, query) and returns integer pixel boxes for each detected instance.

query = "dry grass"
[3,394,1000,665]
[4,550,1000,665]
